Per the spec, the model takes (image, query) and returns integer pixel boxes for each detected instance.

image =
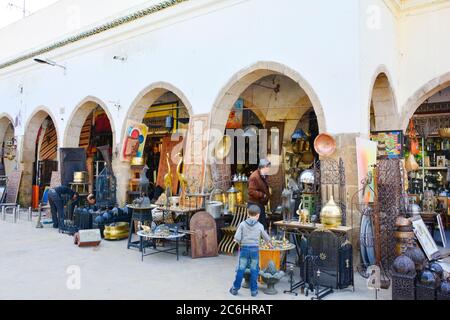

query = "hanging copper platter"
[314,133,336,157]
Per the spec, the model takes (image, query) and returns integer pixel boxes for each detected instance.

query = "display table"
[137,230,186,261]
[154,206,203,255]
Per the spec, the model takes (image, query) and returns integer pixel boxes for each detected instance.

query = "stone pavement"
[0,215,391,300]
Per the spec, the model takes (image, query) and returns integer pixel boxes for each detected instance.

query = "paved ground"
[0,214,392,300]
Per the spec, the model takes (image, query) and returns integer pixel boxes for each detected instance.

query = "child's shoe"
[251,290,258,297]
[229,287,238,296]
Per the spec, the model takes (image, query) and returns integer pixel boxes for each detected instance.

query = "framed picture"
[437,156,446,167]
[226,99,244,129]
[437,214,447,248]
[412,218,441,261]
[370,130,404,159]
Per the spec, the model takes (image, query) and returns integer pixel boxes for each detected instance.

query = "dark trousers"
[248,202,267,229]
[48,190,64,228]
[232,246,260,293]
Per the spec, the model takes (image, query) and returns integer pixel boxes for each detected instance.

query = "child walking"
[229,205,271,297]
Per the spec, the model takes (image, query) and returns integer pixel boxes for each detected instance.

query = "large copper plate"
[314,133,336,157]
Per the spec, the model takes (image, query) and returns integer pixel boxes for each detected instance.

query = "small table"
[155,206,202,255]
[127,205,155,251]
[137,231,186,261]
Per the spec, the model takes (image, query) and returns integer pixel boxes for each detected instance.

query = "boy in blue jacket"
[229,205,271,297]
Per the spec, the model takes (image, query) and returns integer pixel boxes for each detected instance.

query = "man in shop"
[48,185,79,229]
[247,159,271,229]
[147,144,160,184]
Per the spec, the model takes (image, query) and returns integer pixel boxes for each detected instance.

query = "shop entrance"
[0,116,15,177]
[404,87,450,228]
[216,73,320,212]
[20,113,59,209]
[125,90,190,202]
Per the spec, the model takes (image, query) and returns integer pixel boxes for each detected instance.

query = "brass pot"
[131,157,144,166]
[73,171,87,183]
[320,195,342,228]
[439,128,450,138]
[104,222,130,240]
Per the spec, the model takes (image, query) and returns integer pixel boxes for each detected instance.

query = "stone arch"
[64,96,116,148]
[0,113,15,176]
[21,107,59,164]
[19,107,59,206]
[401,71,450,131]
[368,66,399,132]
[122,82,193,141]
[113,82,193,206]
[210,61,326,134]
[0,113,14,145]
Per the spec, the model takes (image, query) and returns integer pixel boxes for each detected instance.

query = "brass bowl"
[439,128,450,138]
[314,133,336,157]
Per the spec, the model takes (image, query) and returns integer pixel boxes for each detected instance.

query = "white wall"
[359,0,400,133]
[0,0,364,149]
[399,4,450,111]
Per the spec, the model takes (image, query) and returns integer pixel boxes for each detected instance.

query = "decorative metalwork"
[416,283,437,300]
[313,158,346,225]
[392,272,416,300]
[0,0,189,70]
[375,159,406,276]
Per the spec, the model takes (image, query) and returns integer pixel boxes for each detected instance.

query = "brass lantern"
[227,187,239,214]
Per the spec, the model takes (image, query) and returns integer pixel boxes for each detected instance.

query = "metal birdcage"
[96,146,117,208]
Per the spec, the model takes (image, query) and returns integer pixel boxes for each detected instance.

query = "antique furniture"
[190,211,218,259]
[127,205,154,250]
[0,170,22,223]
[304,229,339,300]
[275,221,353,298]
[137,230,186,261]
[156,205,202,255]
[218,205,248,255]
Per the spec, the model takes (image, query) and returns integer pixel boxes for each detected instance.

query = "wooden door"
[190,211,218,259]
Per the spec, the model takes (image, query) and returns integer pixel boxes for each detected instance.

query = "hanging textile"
[39,122,57,160]
[79,112,93,149]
